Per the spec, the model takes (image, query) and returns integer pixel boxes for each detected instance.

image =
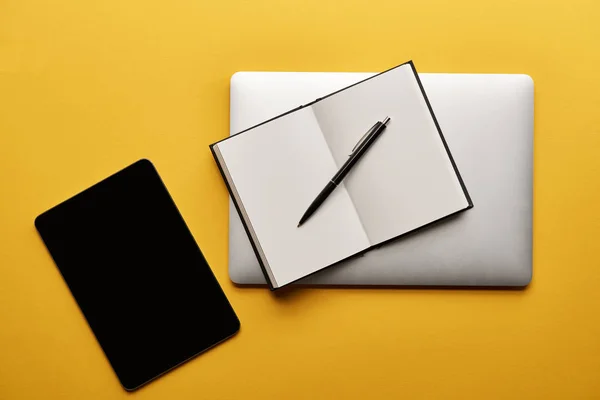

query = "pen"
[297,116,391,227]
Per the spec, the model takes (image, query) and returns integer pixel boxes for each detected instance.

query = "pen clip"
[350,122,380,155]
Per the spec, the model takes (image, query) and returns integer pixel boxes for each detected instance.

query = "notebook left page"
[215,107,369,288]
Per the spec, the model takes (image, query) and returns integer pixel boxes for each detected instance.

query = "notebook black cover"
[211,61,473,290]
[35,159,240,391]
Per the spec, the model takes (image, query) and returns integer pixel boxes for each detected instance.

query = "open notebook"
[211,61,473,289]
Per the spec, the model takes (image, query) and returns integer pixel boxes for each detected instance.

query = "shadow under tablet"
[35,159,240,391]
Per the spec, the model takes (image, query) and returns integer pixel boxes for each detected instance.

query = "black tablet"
[35,159,240,391]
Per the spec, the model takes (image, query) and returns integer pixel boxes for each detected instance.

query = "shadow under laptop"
[234,282,528,293]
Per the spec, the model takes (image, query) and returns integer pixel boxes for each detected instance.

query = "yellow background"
[1,0,599,398]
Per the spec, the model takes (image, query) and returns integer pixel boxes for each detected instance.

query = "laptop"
[228,71,534,286]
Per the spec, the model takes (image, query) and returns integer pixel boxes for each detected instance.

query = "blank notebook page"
[216,107,370,287]
[311,64,470,244]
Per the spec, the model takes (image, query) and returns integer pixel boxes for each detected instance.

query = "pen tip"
[382,116,391,126]
[297,223,301,228]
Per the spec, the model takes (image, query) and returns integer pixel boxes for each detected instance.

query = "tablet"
[35,159,240,391]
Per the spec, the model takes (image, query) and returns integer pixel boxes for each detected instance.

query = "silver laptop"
[228,71,534,286]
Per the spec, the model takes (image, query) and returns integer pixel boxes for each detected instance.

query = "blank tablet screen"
[35,159,239,391]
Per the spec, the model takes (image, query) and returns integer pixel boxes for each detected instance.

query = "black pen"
[297,116,391,227]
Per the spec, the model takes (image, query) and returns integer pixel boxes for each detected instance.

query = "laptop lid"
[228,71,533,286]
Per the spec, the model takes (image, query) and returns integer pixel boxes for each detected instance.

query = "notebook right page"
[311,63,471,245]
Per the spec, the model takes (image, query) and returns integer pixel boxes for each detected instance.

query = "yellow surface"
[1,0,599,398]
